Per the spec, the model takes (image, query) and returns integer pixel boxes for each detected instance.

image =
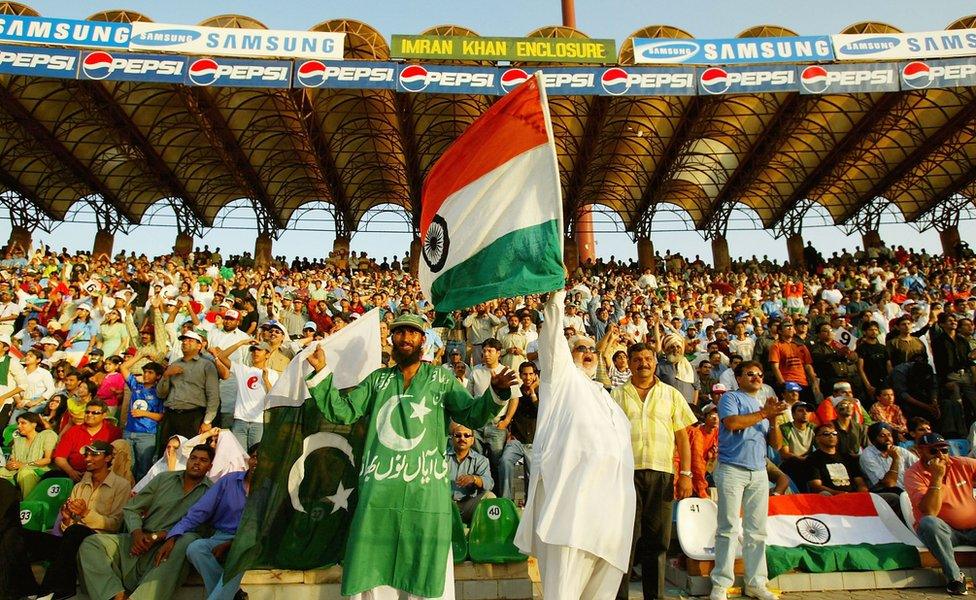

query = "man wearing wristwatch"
[78,444,215,600]
[612,343,696,600]
[905,433,976,596]
[710,360,788,600]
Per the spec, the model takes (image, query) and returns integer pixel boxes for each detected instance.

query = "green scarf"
[0,355,9,387]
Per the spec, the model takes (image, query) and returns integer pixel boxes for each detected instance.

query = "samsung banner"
[833,29,976,61]
[130,23,344,60]
[0,14,130,49]
[633,35,833,65]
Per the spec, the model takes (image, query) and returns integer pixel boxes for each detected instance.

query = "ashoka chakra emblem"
[796,517,831,545]
[423,215,450,273]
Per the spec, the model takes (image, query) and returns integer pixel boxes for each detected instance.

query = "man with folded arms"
[905,433,976,596]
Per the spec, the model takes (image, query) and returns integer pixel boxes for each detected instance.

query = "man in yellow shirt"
[613,343,696,600]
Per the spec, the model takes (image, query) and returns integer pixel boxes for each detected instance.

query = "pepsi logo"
[399,64,429,92]
[82,51,114,80]
[600,67,630,95]
[500,68,529,94]
[246,375,260,390]
[800,65,830,94]
[901,61,932,89]
[188,58,220,86]
[296,60,327,87]
[700,67,730,95]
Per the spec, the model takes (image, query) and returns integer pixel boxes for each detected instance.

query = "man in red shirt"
[52,398,122,482]
[905,433,976,596]
[768,319,818,405]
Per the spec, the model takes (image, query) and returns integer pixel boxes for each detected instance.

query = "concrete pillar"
[637,236,655,271]
[7,225,31,253]
[92,229,114,259]
[409,237,420,277]
[786,233,805,268]
[333,235,350,255]
[939,225,961,259]
[254,233,273,268]
[861,229,882,250]
[174,232,193,256]
[564,236,579,273]
[575,209,596,266]
[711,236,731,271]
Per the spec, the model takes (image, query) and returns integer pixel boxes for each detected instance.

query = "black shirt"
[806,450,864,493]
[509,393,538,445]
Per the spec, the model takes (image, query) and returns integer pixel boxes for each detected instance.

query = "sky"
[4,0,976,262]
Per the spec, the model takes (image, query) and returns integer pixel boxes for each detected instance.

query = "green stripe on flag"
[766,542,920,579]
[430,219,564,312]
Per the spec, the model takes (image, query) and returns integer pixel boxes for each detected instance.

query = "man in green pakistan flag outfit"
[305,313,518,599]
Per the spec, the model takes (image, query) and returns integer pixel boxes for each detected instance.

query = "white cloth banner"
[129,22,344,60]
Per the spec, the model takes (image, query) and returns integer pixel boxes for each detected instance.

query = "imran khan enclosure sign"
[391,35,616,63]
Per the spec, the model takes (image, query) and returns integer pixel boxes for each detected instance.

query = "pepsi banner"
[833,29,976,61]
[294,60,396,89]
[130,23,344,61]
[698,65,798,95]
[633,35,833,65]
[796,63,900,95]
[396,64,497,94]
[496,66,696,96]
[899,58,976,90]
[184,57,292,88]
[79,50,185,83]
[0,45,79,79]
[0,15,130,49]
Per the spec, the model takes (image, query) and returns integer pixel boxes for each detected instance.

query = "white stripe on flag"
[266,308,381,408]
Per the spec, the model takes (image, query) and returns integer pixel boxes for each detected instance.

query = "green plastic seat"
[451,502,468,563]
[467,498,526,564]
[24,477,73,530]
[1,423,15,454]
[19,500,47,532]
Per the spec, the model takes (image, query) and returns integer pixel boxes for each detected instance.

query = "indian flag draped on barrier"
[765,492,921,578]
[221,310,381,580]
[418,72,564,312]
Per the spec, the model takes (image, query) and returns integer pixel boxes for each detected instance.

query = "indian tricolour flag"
[765,493,921,579]
[418,72,565,312]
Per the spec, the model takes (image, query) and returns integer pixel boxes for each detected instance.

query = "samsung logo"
[839,36,901,55]
[131,28,202,47]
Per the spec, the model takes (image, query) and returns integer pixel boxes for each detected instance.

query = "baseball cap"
[82,440,114,455]
[389,314,427,334]
[40,336,59,346]
[784,382,802,392]
[792,401,815,412]
[833,381,852,392]
[303,321,317,331]
[917,433,949,449]
[261,320,287,335]
[223,309,240,320]
[76,303,93,312]
[449,348,461,355]
[249,341,272,352]
[711,383,728,394]
[179,331,203,343]
[701,402,718,414]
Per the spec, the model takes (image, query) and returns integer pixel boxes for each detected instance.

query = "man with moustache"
[305,313,518,600]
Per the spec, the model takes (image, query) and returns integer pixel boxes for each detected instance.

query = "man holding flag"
[304,314,517,599]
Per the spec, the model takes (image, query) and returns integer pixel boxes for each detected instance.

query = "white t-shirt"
[230,361,279,422]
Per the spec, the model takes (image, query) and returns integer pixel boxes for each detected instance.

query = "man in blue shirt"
[710,361,788,600]
[447,423,494,523]
[156,443,259,600]
[120,355,165,481]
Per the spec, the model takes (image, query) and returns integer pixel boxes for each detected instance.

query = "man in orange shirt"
[905,433,976,596]
[768,319,818,405]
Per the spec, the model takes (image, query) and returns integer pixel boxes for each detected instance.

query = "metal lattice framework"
[0,2,975,247]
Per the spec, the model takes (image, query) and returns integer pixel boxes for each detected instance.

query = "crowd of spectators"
[0,238,973,599]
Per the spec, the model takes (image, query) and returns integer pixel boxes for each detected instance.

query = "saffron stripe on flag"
[421,76,549,235]
[767,492,878,517]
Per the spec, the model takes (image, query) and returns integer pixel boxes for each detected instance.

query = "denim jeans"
[231,419,264,450]
[711,463,770,591]
[916,515,976,581]
[186,530,237,597]
[477,425,508,493]
[124,431,157,483]
[497,440,530,500]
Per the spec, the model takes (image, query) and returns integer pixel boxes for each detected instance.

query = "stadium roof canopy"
[0,1,975,247]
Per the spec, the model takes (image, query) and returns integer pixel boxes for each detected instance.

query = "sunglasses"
[452,433,473,439]
[817,431,839,437]
[84,410,104,415]
[743,372,764,378]
[927,446,950,455]
[574,346,596,353]
[82,446,108,455]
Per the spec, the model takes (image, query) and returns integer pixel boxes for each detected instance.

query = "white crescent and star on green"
[287,431,356,514]
[375,394,431,451]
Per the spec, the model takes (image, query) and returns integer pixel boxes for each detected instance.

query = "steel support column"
[786,234,805,268]
[711,236,731,271]
[637,236,655,271]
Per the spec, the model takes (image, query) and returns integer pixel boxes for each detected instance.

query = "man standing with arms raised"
[710,361,788,600]
[305,313,517,599]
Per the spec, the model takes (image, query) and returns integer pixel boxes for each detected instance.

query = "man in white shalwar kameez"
[514,290,636,599]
